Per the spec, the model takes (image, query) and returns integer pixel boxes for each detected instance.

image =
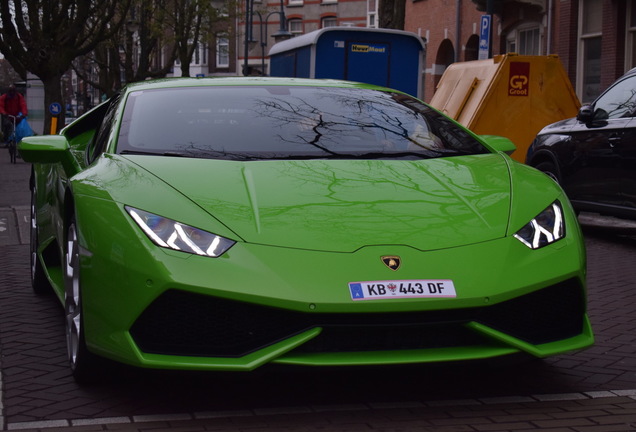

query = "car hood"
[121,154,513,252]
[538,116,578,135]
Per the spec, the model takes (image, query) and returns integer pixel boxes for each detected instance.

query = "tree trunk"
[379,0,406,29]
[179,47,191,77]
[41,74,64,135]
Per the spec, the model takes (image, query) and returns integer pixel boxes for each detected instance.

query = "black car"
[526,68,636,219]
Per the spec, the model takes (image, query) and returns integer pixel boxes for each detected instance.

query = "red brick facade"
[404,0,501,101]
[405,0,633,104]
[599,0,625,89]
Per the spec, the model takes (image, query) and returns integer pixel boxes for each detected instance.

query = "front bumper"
[76,196,592,370]
[127,278,592,369]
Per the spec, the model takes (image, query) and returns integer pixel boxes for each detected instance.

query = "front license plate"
[349,280,456,301]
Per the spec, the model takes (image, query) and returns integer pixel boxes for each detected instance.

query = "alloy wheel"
[29,190,38,283]
[64,221,82,370]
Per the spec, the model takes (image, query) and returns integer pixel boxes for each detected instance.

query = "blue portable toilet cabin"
[269,27,426,99]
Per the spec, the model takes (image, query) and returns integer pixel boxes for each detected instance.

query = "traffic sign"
[478,15,491,60]
[49,102,62,116]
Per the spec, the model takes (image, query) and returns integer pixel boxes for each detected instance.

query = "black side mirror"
[576,105,594,123]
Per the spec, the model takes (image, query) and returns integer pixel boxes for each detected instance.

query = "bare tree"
[162,0,223,77]
[73,0,229,102]
[0,0,132,131]
[379,0,406,29]
[73,0,178,99]
[122,1,178,82]
[0,59,22,90]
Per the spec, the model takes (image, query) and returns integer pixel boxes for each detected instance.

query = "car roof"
[623,67,636,78]
[123,77,393,93]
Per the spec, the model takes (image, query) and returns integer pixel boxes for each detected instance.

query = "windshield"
[116,86,488,160]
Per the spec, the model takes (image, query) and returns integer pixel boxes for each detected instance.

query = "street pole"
[486,0,493,58]
[247,0,292,76]
[243,0,253,76]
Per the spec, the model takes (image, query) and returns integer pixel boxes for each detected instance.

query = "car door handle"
[608,134,622,148]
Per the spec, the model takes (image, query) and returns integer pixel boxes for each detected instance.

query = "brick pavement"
[1,153,636,431]
[2,393,636,432]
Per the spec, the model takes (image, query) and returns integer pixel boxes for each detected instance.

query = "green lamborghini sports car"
[19,77,593,383]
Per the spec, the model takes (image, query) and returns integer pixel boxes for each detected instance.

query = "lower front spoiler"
[125,315,594,371]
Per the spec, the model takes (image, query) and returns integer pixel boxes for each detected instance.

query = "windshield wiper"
[120,149,188,157]
[119,149,257,160]
[351,151,434,159]
[253,152,435,161]
[119,149,445,161]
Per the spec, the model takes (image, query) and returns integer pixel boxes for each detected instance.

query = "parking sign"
[478,15,491,60]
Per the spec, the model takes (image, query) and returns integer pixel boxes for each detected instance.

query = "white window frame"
[288,19,303,35]
[193,42,208,66]
[322,16,337,28]
[216,37,229,68]
[577,0,603,103]
[505,23,542,55]
[626,0,636,72]
[367,0,378,28]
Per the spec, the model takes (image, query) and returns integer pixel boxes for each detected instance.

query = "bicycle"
[5,115,18,164]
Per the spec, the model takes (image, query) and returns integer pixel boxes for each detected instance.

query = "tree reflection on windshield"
[117,86,487,160]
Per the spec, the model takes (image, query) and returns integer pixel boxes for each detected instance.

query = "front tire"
[30,182,51,295]
[534,161,561,184]
[65,216,102,384]
[8,139,16,164]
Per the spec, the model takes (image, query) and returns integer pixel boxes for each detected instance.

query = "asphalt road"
[1,149,636,431]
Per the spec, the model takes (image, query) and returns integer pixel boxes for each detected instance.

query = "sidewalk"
[579,212,636,233]
[5,391,636,432]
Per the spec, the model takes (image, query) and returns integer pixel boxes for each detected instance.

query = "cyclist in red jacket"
[1,85,28,144]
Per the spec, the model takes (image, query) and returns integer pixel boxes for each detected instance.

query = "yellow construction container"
[429,54,580,162]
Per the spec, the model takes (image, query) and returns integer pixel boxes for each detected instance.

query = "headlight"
[514,201,565,249]
[126,207,235,257]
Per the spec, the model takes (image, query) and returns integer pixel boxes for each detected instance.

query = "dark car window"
[593,75,636,120]
[116,86,488,160]
[87,93,121,164]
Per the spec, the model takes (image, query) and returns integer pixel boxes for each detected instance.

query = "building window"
[217,37,229,68]
[506,25,541,55]
[289,0,303,5]
[193,43,208,66]
[519,27,540,55]
[368,13,376,28]
[322,16,337,28]
[626,0,636,71]
[288,19,303,35]
[578,0,602,103]
[367,0,378,28]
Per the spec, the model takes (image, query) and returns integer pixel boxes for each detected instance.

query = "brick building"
[405,0,636,104]
[555,0,636,103]
[239,0,371,76]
